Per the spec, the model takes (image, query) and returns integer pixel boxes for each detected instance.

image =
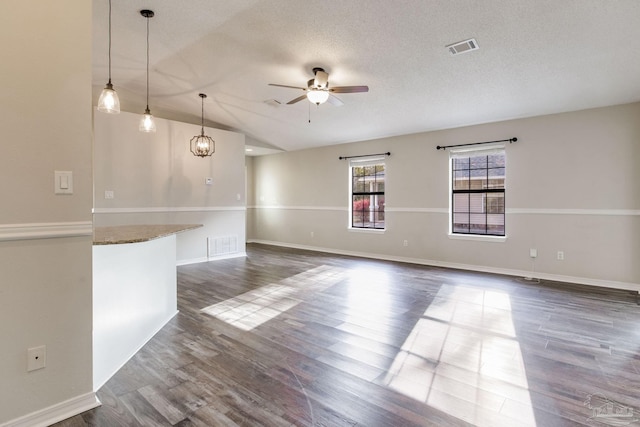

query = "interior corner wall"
[93,111,246,263]
[245,156,256,240]
[248,102,640,289]
[0,0,94,424]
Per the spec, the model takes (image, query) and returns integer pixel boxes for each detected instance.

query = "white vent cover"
[208,235,238,258]
[446,38,479,55]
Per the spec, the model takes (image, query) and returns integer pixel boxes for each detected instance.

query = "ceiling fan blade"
[269,83,306,90]
[329,85,369,94]
[286,94,308,105]
[327,94,344,106]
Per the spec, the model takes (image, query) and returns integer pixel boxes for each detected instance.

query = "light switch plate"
[54,171,73,195]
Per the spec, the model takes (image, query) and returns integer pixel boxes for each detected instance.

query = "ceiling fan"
[269,67,368,106]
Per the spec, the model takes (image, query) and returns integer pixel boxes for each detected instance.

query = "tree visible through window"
[351,163,385,229]
[451,150,505,236]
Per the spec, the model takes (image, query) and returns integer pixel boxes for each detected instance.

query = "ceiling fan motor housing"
[311,68,329,89]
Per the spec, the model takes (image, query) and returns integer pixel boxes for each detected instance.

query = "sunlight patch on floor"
[201,265,346,330]
[383,284,537,427]
[341,267,395,337]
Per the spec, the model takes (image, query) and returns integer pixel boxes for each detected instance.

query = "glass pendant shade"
[98,0,120,114]
[97,82,120,113]
[139,10,155,133]
[307,89,329,105]
[139,108,156,132]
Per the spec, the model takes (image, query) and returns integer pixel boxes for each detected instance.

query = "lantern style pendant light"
[97,0,120,114]
[190,94,215,157]
[139,9,156,132]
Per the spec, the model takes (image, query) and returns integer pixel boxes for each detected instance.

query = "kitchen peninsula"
[92,224,202,389]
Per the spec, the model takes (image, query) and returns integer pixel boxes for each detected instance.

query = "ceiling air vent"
[446,38,479,56]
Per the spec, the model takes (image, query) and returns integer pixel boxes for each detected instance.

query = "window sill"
[348,227,386,234]
[448,233,507,243]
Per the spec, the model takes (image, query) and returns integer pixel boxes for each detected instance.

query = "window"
[451,147,505,236]
[350,158,385,229]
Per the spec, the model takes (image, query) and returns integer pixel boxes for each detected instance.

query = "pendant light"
[139,10,156,132]
[190,94,215,157]
[97,0,120,114]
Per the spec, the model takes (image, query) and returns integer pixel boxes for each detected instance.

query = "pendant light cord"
[145,14,150,110]
[107,0,112,84]
[201,96,205,134]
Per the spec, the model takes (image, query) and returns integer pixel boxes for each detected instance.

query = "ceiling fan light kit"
[269,67,368,107]
[307,89,330,105]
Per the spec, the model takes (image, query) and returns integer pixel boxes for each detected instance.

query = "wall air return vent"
[208,235,239,258]
[446,38,479,56]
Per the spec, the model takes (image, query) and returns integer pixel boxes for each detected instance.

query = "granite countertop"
[93,224,203,245]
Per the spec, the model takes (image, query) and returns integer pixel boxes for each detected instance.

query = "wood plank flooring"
[53,243,640,426]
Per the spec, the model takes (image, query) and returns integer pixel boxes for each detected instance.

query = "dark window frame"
[451,152,505,236]
[350,163,385,230]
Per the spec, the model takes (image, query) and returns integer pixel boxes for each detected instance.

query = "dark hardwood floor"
[53,243,640,426]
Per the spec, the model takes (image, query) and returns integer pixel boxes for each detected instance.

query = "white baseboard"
[0,392,101,427]
[177,256,209,266]
[177,252,247,266]
[209,251,247,261]
[247,239,640,293]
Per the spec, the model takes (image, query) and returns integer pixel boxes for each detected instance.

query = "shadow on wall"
[164,121,193,206]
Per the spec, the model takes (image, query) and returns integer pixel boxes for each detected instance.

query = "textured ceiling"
[92,0,640,154]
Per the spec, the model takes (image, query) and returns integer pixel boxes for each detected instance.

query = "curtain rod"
[339,152,391,160]
[436,137,517,151]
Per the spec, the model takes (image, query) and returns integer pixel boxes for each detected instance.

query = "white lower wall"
[249,207,639,290]
[93,235,178,390]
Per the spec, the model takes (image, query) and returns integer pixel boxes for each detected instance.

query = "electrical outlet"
[205,177,213,185]
[557,251,564,261]
[104,190,114,199]
[403,240,408,247]
[529,248,537,258]
[27,346,46,372]
[310,231,314,238]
